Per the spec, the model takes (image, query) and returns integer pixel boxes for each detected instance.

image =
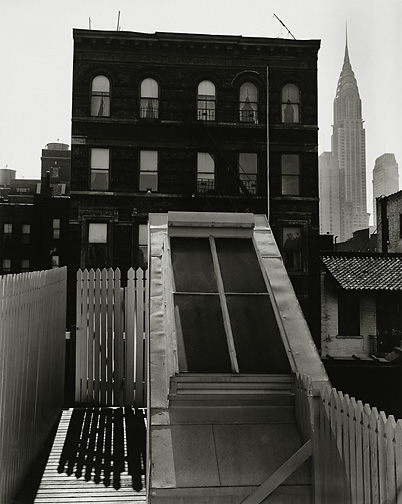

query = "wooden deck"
[34,408,146,503]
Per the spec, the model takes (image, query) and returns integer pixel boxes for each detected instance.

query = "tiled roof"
[321,254,402,290]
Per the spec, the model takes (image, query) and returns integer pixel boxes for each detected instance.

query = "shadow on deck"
[12,407,146,504]
[58,407,146,490]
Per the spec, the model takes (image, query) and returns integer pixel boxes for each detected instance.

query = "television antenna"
[273,13,296,40]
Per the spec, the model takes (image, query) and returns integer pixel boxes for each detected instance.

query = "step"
[169,373,295,407]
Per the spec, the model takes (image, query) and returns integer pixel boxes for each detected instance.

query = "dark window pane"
[282,175,300,195]
[174,294,232,372]
[226,295,290,373]
[338,291,360,336]
[171,237,218,292]
[139,172,158,191]
[87,243,108,269]
[215,238,267,293]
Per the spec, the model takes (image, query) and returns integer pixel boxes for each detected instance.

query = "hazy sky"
[1,0,401,219]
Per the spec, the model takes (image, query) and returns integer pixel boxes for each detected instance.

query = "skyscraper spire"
[331,34,369,241]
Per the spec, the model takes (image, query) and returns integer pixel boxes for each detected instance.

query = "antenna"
[273,13,296,40]
[117,11,121,31]
[89,17,92,30]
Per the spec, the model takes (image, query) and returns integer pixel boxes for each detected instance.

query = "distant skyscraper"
[372,153,399,228]
[327,37,370,242]
[319,151,341,240]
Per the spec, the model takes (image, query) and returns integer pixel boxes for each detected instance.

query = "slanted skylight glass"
[171,236,291,374]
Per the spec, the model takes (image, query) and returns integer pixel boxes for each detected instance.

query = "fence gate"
[75,268,147,407]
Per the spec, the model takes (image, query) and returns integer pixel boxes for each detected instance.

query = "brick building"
[0,144,71,275]
[70,29,321,341]
[319,251,402,416]
[41,142,71,196]
[377,190,402,253]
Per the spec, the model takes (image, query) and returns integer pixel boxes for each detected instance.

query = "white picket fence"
[295,373,402,503]
[75,268,147,407]
[0,268,67,504]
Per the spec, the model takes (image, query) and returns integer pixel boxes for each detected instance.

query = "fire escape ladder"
[201,124,254,201]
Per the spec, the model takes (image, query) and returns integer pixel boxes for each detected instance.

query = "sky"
[1,0,401,221]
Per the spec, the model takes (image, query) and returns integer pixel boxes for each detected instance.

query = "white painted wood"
[0,269,67,504]
[240,440,312,504]
[75,268,147,407]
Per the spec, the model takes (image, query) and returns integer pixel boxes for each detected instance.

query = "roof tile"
[321,255,402,290]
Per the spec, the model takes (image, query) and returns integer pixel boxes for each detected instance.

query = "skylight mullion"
[209,236,239,373]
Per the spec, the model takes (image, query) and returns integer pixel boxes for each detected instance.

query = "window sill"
[272,123,318,130]
[336,335,363,339]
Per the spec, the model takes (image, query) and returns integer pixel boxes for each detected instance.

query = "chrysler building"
[320,37,369,242]
[332,37,369,241]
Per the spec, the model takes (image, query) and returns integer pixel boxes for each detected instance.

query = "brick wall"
[321,270,377,358]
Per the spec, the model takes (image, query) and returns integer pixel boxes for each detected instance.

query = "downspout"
[266,66,270,221]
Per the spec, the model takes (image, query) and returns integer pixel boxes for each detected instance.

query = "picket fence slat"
[87,269,95,403]
[100,268,108,404]
[94,269,101,404]
[0,268,67,504]
[385,416,397,503]
[135,269,145,407]
[369,407,380,503]
[107,268,114,404]
[395,421,402,504]
[125,268,135,405]
[75,267,147,407]
[378,411,387,503]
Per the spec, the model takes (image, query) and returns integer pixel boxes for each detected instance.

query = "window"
[197,153,215,193]
[87,223,108,269]
[338,291,360,336]
[171,237,290,373]
[281,155,300,195]
[52,255,59,269]
[2,259,11,273]
[197,80,215,121]
[139,150,158,192]
[21,259,30,272]
[91,75,110,117]
[138,224,148,269]
[282,227,302,270]
[51,166,60,178]
[90,148,109,191]
[3,223,12,243]
[239,82,258,123]
[22,224,30,244]
[140,78,159,119]
[53,219,61,239]
[281,84,300,123]
[239,153,257,194]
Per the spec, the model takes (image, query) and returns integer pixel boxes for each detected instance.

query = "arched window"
[91,75,110,117]
[140,78,159,119]
[197,80,215,121]
[281,84,300,123]
[239,82,258,123]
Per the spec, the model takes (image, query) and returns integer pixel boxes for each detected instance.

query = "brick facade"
[70,29,321,341]
[377,190,402,253]
[321,268,377,358]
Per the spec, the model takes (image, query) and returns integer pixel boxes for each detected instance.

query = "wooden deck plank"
[34,408,146,503]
